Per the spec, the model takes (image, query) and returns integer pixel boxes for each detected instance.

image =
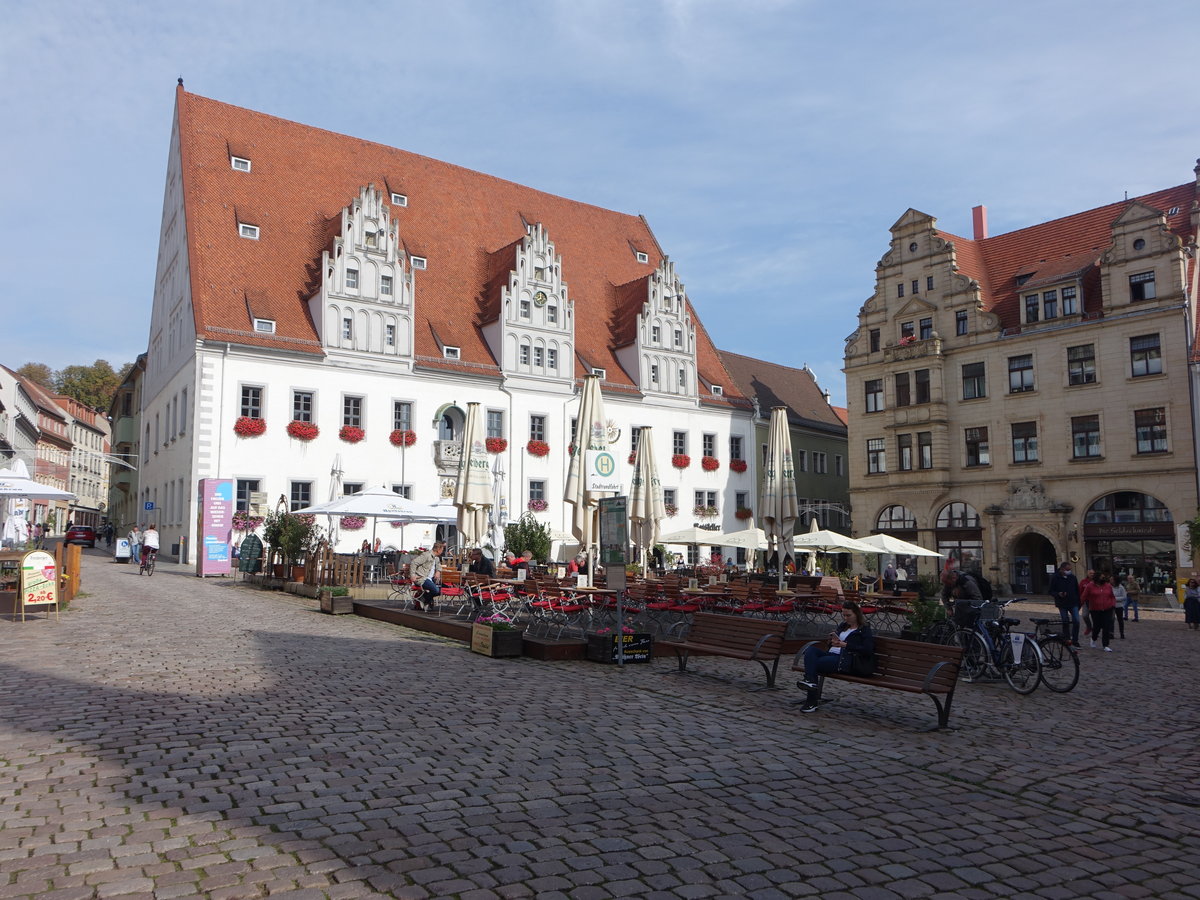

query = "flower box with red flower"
[701,456,720,472]
[693,505,719,519]
[486,437,508,454]
[233,510,264,532]
[389,429,417,447]
[527,498,549,512]
[286,420,320,441]
[526,440,550,457]
[664,504,679,518]
[671,454,691,469]
[339,425,365,444]
[735,507,753,521]
[340,515,366,531]
[729,459,748,474]
[627,452,637,465]
[234,416,266,438]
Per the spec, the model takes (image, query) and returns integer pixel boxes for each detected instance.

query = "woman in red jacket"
[1082,572,1118,651]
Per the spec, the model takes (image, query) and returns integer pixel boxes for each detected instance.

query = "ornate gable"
[307,185,415,361]
[617,258,697,398]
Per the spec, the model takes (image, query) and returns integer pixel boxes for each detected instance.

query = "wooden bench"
[659,612,786,689]
[792,636,963,729]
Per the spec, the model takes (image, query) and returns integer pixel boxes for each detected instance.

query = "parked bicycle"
[1029,616,1081,693]
[923,598,1042,694]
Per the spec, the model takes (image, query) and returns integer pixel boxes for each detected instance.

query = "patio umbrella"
[564,374,612,566]
[857,533,943,557]
[296,486,455,551]
[488,452,507,553]
[759,406,798,589]
[0,459,76,501]
[792,527,879,576]
[628,427,665,571]
[658,525,724,567]
[326,454,344,547]
[718,527,768,550]
[453,402,492,549]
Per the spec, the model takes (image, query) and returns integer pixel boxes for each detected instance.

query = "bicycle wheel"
[959,630,989,682]
[1037,636,1080,693]
[921,619,958,645]
[1000,634,1042,695]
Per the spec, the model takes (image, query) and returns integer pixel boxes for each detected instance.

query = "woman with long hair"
[796,600,875,714]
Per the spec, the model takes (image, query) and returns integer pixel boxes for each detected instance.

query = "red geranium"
[628,452,637,464]
[389,429,417,447]
[735,507,753,520]
[339,425,365,443]
[527,440,550,457]
[701,456,720,471]
[664,503,679,518]
[671,454,690,469]
[286,420,319,441]
[234,416,266,437]
[486,437,508,453]
[730,459,748,473]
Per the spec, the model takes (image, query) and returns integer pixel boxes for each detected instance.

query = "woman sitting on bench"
[797,600,875,714]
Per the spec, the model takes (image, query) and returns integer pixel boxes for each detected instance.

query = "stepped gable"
[934,183,1196,329]
[175,87,745,398]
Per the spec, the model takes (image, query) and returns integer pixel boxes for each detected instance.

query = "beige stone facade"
[844,164,1199,595]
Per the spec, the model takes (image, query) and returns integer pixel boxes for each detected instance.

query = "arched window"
[935,501,983,572]
[876,505,916,531]
[1082,491,1175,592]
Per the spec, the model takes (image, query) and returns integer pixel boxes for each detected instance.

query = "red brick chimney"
[972,205,988,240]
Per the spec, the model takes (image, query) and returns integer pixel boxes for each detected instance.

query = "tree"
[55,360,126,410]
[16,362,53,388]
[503,513,552,562]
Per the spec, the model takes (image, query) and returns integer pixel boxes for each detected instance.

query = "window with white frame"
[651,325,661,343]
[519,344,530,366]
[293,390,313,423]
[391,484,413,499]
[486,409,504,440]
[630,426,641,455]
[1071,415,1101,459]
[410,256,427,269]
[865,379,884,413]
[663,488,676,508]
[346,269,359,290]
[530,414,546,442]
[1012,421,1038,463]
[343,482,363,495]
[867,438,886,473]
[547,304,557,324]
[1008,354,1034,393]
[1129,271,1156,302]
[673,430,686,455]
[529,480,545,503]
[674,329,682,348]
[547,347,557,370]
[393,400,412,432]
[235,479,260,512]
[391,192,407,207]
[381,275,393,296]
[702,433,715,457]
[343,396,363,427]
[385,323,395,347]
[254,318,275,334]
[231,156,251,171]
[443,346,460,360]
[962,362,986,399]
[1068,344,1096,385]
[240,385,262,419]
[533,346,544,367]
[1134,408,1167,454]
[729,434,743,460]
[239,223,259,239]
[650,364,659,384]
[342,317,353,341]
[290,481,312,511]
[519,298,530,318]
[965,427,990,467]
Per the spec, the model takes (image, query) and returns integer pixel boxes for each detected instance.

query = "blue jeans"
[1057,602,1080,644]
[420,578,442,600]
[802,644,842,688]
[1123,596,1139,622]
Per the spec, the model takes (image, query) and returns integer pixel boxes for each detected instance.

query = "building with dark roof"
[141,87,759,561]
[844,161,1199,593]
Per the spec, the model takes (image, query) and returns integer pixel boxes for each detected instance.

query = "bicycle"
[1029,616,1080,693]
[958,599,1044,695]
[139,548,157,577]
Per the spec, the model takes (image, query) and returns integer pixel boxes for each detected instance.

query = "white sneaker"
[1090,640,1097,649]
[1103,646,1113,652]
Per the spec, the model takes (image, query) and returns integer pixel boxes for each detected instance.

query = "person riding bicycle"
[140,523,160,568]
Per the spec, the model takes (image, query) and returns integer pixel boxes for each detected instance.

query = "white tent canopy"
[295,486,454,523]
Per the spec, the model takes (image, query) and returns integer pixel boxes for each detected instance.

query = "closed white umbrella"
[326,454,344,547]
[488,452,507,552]
[759,406,798,589]
[564,374,612,566]
[628,427,665,571]
[454,402,492,549]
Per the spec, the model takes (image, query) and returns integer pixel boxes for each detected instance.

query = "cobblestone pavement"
[2,549,1199,899]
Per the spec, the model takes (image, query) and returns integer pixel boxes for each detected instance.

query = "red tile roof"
[175,88,744,399]
[935,183,1197,329]
[716,352,846,433]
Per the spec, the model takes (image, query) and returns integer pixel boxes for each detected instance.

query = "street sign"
[586,449,622,492]
[144,502,155,510]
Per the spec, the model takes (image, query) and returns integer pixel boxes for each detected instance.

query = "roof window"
[391,192,408,207]
[443,346,460,360]
[254,319,276,334]
[711,385,724,396]
[411,256,427,270]
[635,251,649,264]
[231,156,251,172]
[239,223,259,240]
[592,367,606,379]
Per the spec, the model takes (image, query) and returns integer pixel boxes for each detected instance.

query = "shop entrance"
[1009,532,1058,594]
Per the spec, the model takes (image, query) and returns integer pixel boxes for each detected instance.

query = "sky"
[2,0,1196,407]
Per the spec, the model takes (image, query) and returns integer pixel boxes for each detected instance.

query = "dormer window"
[231,156,251,172]
[411,256,427,270]
[636,251,649,264]
[390,192,408,207]
[711,385,723,396]
[592,367,606,379]
[254,319,276,334]
[238,223,259,240]
[443,346,460,360]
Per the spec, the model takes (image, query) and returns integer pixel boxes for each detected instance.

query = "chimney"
[972,205,988,240]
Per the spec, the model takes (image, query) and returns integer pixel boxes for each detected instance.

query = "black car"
[64,525,97,548]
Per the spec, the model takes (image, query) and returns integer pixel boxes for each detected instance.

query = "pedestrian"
[409,540,445,611]
[1124,575,1141,622]
[31,522,42,549]
[797,601,876,713]
[1048,561,1081,646]
[1079,568,1095,636]
[882,561,898,592]
[104,523,115,548]
[1112,575,1128,639]
[128,525,141,565]
[1184,578,1200,631]
[1082,572,1117,651]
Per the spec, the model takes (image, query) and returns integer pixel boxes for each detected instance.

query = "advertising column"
[197,479,233,577]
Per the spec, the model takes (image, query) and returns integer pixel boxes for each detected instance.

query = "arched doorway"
[1009,531,1057,594]
[1082,491,1175,593]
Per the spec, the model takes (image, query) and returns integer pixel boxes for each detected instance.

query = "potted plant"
[389,429,417,447]
[234,416,266,438]
[486,437,508,453]
[286,420,319,441]
[671,453,690,469]
[319,585,353,615]
[700,456,720,471]
[526,439,550,457]
[263,509,319,581]
[903,595,947,641]
[339,425,365,443]
[471,615,524,657]
[729,459,748,473]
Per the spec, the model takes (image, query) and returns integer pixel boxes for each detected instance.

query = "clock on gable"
[533,290,548,307]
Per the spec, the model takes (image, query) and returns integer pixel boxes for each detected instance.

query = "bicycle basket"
[979,601,1001,621]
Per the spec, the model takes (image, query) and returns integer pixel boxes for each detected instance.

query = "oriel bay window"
[1072,415,1101,459]
[965,427,990,467]
[867,438,886,474]
[1011,421,1038,463]
[1134,408,1167,454]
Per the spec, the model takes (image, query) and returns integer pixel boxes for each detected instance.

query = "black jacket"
[1048,570,1080,607]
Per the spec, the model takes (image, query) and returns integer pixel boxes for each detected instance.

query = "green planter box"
[586,632,653,664]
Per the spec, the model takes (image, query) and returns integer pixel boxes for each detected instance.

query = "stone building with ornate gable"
[140,87,757,562]
[844,161,1199,594]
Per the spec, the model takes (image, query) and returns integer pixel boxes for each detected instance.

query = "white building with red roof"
[141,86,756,561]
[844,161,1200,594]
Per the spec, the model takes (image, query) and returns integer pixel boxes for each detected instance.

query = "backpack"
[973,572,994,603]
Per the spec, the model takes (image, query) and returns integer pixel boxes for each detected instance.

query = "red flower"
[234,416,266,437]
[701,456,720,471]
[671,454,691,469]
[664,503,679,518]
[527,498,549,512]
[729,459,748,473]
[735,507,753,520]
[339,425,365,444]
[389,429,417,447]
[286,420,319,441]
[628,452,637,465]
[486,437,508,453]
[527,440,550,457]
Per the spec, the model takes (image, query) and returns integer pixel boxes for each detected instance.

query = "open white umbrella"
[454,402,492,549]
[628,427,665,571]
[857,533,943,557]
[296,486,454,523]
[718,527,768,550]
[0,459,76,501]
[792,528,880,555]
[564,374,612,566]
[759,406,798,589]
